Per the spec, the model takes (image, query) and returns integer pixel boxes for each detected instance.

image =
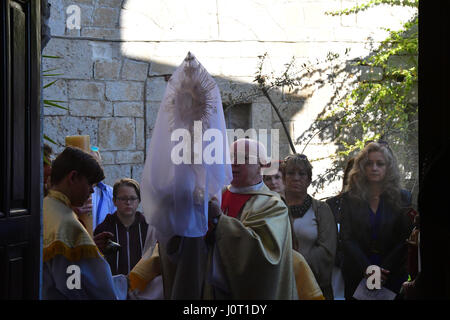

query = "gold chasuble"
[43,190,102,263]
[129,184,324,300]
[209,183,297,299]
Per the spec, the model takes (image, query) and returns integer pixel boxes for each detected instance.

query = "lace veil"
[141,52,232,248]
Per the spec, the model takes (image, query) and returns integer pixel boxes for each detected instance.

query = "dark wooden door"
[0,0,41,299]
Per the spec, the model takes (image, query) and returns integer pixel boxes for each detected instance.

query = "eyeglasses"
[116,197,139,202]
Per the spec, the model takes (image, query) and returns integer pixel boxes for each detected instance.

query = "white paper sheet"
[352,279,397,300]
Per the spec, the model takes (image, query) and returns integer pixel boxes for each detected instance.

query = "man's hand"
[208,197,222,221]
[380,268,390,284]
[94,231,114,253]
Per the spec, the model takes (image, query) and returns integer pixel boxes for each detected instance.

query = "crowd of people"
[41,138,418,300]
[41,53,419,300]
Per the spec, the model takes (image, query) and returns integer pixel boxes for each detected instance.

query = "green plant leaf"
[43,79,58,88]
[44,134,59,145]
[44,100,69,110]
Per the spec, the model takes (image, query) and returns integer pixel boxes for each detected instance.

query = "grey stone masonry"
[43,0,418,199]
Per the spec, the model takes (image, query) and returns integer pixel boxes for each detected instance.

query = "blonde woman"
[340,142,413,299]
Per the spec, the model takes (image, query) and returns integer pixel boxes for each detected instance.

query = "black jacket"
[340,191,413,299]
[94,211,148,276]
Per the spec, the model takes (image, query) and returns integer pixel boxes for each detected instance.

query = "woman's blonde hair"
[347,142,402,206]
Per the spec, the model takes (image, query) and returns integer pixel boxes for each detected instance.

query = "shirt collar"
[48,189,72,207]
[96,181,107,191]
[229,180,264,194]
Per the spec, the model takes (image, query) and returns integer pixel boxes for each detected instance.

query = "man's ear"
[67,170,78,185]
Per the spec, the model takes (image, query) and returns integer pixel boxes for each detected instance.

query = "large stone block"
[94,59,121,80]
[90,41,122,61]
[119,42,157,63]
[81,27,121,40]
[272,101,305,122]
[148,61,177,76]
[131,165,145,183]
[116,151,144,164]
[43,77,68,102]
[145,101,162,130]
[119,2,217,41]
[43,78,69,115]
[214,77,258,106]
[69,100,113,117]
[92,7,119,28]
[99,117,136,150]
[48,0,95,36]
[251,103,272,130]
[44,105,69,116]
[114,101,144,117]
[47,0,65,36]
[145,77,167,102]
[69,2,95,31]
[99,151,115,165]
[42,38,93,79]
[122,59,149,81]
[102,165,131,187]
[43,116,98,154]
[97,0,122,7]
[136,118,145,150]
[106,81,144,101]
[68,80,105,100]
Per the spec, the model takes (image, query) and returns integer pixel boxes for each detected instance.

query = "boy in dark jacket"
[94,178,148,276]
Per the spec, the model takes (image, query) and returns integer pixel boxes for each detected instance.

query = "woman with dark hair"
[281,154,337,300]
[263,160,285,198]
[340,142,413,299]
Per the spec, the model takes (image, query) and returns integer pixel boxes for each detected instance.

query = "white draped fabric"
[141,52,232,247]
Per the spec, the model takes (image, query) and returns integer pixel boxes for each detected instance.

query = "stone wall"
[43,0,417,198]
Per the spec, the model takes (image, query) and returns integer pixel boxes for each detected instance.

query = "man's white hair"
[231,138,268,165]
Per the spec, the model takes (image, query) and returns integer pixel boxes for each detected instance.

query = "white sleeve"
[43,254,122,300]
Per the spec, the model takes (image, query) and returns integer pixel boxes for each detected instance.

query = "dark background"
[417,0,450,299]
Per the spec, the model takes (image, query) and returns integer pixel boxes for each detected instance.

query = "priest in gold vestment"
[130,139,323,300]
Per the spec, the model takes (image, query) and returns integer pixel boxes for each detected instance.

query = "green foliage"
[324,4,418,147]
[326,0,418,16]
[43,54,67,150]
[254,1,418,196]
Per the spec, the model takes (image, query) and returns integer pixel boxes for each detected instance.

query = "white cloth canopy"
[141,52,232,247]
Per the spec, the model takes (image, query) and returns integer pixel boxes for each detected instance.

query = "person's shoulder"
[104,184,114,196]
[312,197,330,209]
[94,213,116,233]
[135,211,148,225]
[245,187,287,215]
